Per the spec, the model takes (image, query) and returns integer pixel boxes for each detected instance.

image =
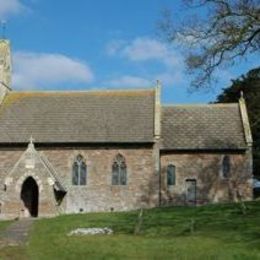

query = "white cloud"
[106,40,126,56]
[106,73,184,88]
[0,0,27,18]
[105,72,185,89]
[123,38,169,61]
[107,75,152,87]
[106,37,185,86]
[107,37,183,68]
[155,72,184,85]
[13,51,94,89]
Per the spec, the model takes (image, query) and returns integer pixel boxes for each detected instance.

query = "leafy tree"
[160,0,260,89]
[216,67,260,178]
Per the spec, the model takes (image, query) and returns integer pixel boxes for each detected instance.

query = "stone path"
[0,219,34,248]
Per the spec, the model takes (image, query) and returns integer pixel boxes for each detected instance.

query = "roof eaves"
[160,147,248,152]
[162,103,239,108]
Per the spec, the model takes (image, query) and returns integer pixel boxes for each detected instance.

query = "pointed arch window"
[167,164,176,186]
[72,155,87,185]
[112,154,127,185]
[222,155,231,179]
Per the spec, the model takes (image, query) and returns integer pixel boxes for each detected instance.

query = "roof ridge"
[163,103,238,108]
[10,87,155,94]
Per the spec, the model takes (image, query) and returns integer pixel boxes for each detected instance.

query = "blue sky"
[0,0,258,103]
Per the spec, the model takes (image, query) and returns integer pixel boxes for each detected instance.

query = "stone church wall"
[160,152,253,206]
[0,149,24,218]
[0,145,253,219]
[0,145,159,219]
[44,146,158,214]
[0,148,61,219]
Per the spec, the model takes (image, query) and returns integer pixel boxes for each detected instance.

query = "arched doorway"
[21,177,39,217]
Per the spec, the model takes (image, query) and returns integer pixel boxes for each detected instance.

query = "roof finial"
[29,136,35,145]
[1,20,7,39]
[156,79,161,88]
[27,136,35,151]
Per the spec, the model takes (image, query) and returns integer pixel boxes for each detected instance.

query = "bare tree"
[159,0,260,89]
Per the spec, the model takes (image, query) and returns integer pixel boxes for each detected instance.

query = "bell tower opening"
[21,177,39,217]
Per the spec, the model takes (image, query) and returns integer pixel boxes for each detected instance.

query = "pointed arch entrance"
[21,177,39,217]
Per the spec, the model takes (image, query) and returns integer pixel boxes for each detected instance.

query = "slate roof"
[161,104,247,150]
[0,89,155,143]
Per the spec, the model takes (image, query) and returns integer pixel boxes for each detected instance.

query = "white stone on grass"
[68,227,113,236]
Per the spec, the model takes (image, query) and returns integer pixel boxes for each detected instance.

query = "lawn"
[0,221,12,232]
[1,201,260,259]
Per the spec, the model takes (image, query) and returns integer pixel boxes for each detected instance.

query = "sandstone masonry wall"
[160,152,253,206]
[0,145,158,219]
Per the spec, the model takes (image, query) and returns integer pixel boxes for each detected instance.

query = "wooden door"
[186,179,196,205]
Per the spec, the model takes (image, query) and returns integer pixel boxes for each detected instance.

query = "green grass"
[0,220,26,260]
[1,202,260,259]
[0,220,12,231]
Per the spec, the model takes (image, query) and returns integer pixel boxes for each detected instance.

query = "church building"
[0,39,253,219]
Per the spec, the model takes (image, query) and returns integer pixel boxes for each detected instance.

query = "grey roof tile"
[161,104,247,150]
[0,90,155,143]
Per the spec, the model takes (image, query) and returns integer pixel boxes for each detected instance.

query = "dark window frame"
[167,164,176,186]
[112,154,127,185]
[72,154,87,186]
[222,155,231,179]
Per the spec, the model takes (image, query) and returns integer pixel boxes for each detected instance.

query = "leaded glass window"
[167,164,176,186]
[72,155,87,185]
[112,154,127,185]
[222,155,230,179]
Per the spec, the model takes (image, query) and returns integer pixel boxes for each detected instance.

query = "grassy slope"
[0,221,12,231]
[1,202,260,259]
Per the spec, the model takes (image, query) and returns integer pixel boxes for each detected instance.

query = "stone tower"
[0,39,12,103]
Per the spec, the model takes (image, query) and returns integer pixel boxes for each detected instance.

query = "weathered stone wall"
[44,146,158,214]
[0,149,23,218]
[0,147,60,219]
[160,152,253,206]
[0,145,253,219]
[0,145,158,219]
[0,40,12,104]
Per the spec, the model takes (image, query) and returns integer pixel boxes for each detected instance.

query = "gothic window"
[112,154,127,185]
[167,164,176,186]
[72,155,87,185]
[222,155,231,179]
